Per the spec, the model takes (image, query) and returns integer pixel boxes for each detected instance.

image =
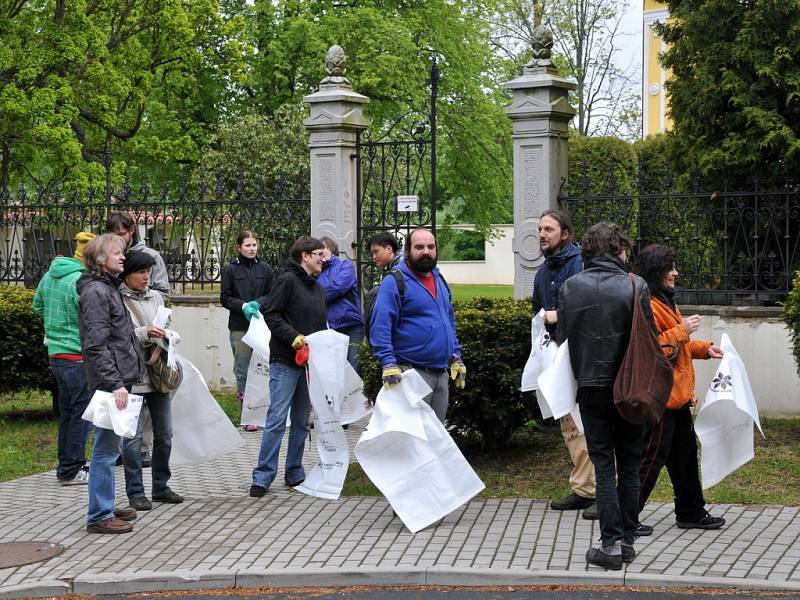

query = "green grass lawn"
[450,284,514,302]
[6,390,798,507]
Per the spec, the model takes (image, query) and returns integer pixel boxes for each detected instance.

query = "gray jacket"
[120,283,164,393]
[77,272,144,392]
[129,240,170,299]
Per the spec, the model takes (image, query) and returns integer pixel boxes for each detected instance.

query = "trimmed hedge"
[0,285,51,393]
[360,296,536,451]
[784,271,800,374]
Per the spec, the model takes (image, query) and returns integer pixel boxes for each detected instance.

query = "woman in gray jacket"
[120,250,183,512]
[78,234,144,534]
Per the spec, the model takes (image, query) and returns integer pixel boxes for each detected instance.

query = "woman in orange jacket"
[633,244,725,537]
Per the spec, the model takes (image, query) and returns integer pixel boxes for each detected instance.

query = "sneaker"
[586,547,622,571]
[60,466,89,486]
[249,484,267,498]
[550,492,594,511]
[621,544,636,564]
[152,489,184,504]
[636,523,654,537]
[129,495,152,511]
[86,517,133,534]
[114,506,137,522]
[141,451,151,468]
[582,503,599,520]
[284,478,305,487]
[676,513,725,530]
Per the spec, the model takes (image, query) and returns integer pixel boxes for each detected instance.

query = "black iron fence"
[0,179,310,291]
[560,178,800,305]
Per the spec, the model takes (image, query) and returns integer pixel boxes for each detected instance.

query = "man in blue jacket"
[318,236,364,371]
[532,210,597,520]
[369,228,465,423]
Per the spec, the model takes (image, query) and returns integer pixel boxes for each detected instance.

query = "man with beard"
[532,210,597,520]
[369,228,465,423]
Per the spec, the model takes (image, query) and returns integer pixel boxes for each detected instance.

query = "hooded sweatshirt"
[33,257,86,356]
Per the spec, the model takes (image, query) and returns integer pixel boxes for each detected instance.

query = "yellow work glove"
[291,334,306,350]
[449,357,466,389]
[381,364,403,389]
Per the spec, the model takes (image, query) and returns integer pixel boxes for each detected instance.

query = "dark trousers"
[638,404,706,522]
[123,391,173,499]
[579,387,644,547]
[49,358,93,481]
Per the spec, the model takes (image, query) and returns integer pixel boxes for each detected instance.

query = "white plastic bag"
[354,370,485,533]
[169,356,244,465]
[520,309,558,392]
[242,315,271,358]
[695,333,763,489]
[241,353,271,428]
[536,339,578,420]
[82,391,144,439]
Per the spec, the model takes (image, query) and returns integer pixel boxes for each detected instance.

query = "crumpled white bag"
[536,340,582,431]
[82,391,144,439]
[341,362,372,426]
[520,309,558,393]
[242,315,271,359]
[695,333,764,489]
[354,370,485,533]
[169,355,244,465]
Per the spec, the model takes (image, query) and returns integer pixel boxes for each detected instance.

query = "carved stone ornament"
[525,25,554,70]
[320,45,352,86]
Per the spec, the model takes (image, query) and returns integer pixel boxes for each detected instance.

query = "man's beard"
[409,254,437,273]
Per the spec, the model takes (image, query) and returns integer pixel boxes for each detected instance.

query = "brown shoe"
[114,506,137,521]
[86,517,133,534]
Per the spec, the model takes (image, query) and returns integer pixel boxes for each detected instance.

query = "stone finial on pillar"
[304,45,369,258]
[503,27,576,299]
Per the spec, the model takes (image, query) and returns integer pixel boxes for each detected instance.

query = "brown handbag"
[613,274,675,426]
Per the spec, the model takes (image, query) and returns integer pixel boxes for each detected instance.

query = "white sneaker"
[61,466,90,486]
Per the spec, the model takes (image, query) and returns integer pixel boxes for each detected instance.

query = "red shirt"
[411,269,437,299]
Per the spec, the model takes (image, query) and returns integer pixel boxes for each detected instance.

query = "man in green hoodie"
[33,232,96,485]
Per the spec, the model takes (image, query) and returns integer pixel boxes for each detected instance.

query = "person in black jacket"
[558,222,653,571]
[220,231,273,428]
[78,233,145,534]
[249,236,327,497]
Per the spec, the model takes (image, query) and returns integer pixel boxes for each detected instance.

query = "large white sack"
[169,356,244,466]
[354,370,485,533]
[537,340,578,420]
[695,333,763,489]
[341,362,372,426]
[295,329,351,500]
[241,353,270,427]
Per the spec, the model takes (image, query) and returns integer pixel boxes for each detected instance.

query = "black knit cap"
[122,250,156,277]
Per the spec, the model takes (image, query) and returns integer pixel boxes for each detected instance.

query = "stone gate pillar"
[304,45,369,259]
[504,27,576,299]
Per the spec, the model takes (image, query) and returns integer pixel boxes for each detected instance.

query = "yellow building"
[643,0,671,136]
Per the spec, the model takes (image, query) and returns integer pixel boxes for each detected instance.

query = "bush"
[0,285,52,394]
[784,271,800,374]
[360,296,536,451]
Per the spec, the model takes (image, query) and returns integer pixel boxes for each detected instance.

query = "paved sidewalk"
[2,422,800,598]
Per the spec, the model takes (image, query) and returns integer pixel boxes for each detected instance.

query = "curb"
[5,567,800,598]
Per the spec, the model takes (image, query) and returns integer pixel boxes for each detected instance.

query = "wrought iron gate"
[355,62,440,291]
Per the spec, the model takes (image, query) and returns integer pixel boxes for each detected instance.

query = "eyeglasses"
[308,250,326,257]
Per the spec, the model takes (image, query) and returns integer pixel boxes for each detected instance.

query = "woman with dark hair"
[120,250,183,511]
[220,231,274,430]
[78,234,144,534]
[633,244,725,537]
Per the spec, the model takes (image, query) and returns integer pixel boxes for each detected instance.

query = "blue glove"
[242,301,261,320]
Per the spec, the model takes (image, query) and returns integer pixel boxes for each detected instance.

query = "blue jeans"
[87,425,123,525]
[122,391,173,499]
[336,323,365,373]
[229,330,253,394]
[578,387,644,548]
[49,358,93,481]
[251,361,311,488]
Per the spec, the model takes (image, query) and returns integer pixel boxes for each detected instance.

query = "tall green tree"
[658,0,800,185]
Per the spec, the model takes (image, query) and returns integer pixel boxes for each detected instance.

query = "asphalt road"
[93,586,800,600]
